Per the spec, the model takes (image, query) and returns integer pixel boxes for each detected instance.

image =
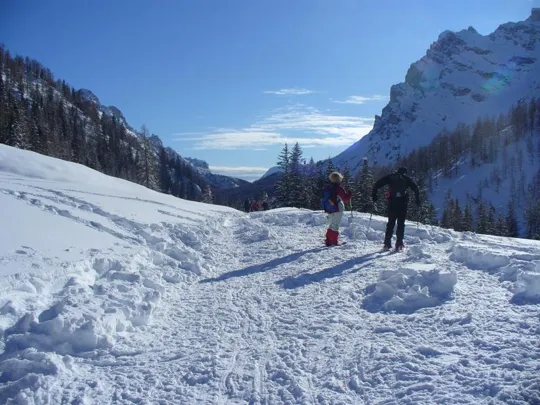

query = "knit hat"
[329,172,343,183]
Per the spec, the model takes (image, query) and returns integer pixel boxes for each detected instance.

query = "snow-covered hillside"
[334,8,540,172]
[1,145,540,404]
[430,131,539,233]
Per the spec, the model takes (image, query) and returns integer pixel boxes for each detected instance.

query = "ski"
[324,241,348,247]
[375,246,407,254]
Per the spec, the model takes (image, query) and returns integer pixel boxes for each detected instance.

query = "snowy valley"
[0,46,247,207]
[1,145,539,404]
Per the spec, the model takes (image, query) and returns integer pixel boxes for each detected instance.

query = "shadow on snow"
[275,252,380,289]
[199,248,325,283]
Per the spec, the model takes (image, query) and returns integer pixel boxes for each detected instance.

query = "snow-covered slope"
[430,131,539,233]
[1,145,540,404]
[334,9,540,172]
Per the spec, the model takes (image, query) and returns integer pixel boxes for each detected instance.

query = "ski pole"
[364,210,373,249]
[349,201,356,239]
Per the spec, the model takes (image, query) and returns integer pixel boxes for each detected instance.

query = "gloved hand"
[372,194,377,202]
[415,196,421,206]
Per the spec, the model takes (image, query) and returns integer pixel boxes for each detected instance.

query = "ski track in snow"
[1,151,540,404]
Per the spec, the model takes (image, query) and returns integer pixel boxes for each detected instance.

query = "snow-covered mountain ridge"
[76,89,247,190]
[77,89,133,133]
[334,8,540,172]
[1,145,539,404]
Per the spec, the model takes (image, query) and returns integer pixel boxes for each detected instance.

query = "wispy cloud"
[332,95,389,104]
[174,131,207,137]
[174,104,374,150]
[210,165,270,182]
[263,88,315,96]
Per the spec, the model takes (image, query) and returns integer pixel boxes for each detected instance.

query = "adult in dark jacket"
[371,167,420,251]
[244,198,251,213]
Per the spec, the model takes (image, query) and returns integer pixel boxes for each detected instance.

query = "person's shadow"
[275,252,379,289]
[199,247,325,283]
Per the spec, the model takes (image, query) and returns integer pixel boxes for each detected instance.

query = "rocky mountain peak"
[78,89,100,105]
[333,11,540,172]
[527,8,540,22]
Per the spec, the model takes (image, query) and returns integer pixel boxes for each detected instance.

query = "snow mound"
[450,243,511,271]
[0,145,136,192]
[451,242,540,304]
[512,271,540,304]
[499,259,537,282]
[363,263,457,313]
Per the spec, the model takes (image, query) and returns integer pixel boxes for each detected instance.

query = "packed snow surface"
[1,145,539,404]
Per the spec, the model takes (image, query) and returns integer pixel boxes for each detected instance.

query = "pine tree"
[304,157,319,210]
[342,163,351,188]
[441,190,454,229]
[202,186,213,204]
[276,143,291,206]
[355,157,374,212]
[341,163,354,210]
[325,158,336,178]
[407,174,435,224]
[0,74,7,145]
[424,203,439,226]
[314,160,326,210]
[71,111,86,164]
[476,200,489,234]
[440,206,451,229]
[136,125,158,190]
[495,214,507,237]
[289,142,305,207]
[158,147,172,193]
[452,199,464,231]
[487,204,497,235]
[5,95,28,148]
[462,201,474,232]
[506,199,519,237]
[525,201,540,239]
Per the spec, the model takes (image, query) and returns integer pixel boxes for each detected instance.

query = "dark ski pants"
[384,198,408,248]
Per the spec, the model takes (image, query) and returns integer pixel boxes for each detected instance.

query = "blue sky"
[2,0,538,181]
